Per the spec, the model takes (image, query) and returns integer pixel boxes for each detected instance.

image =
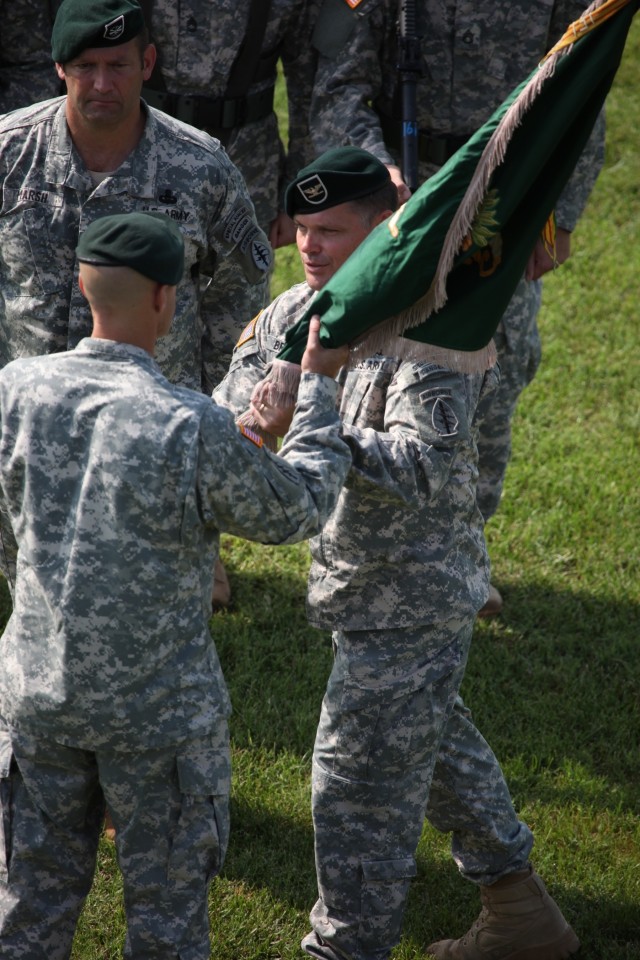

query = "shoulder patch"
[220,204,273,281]
[419,394,459,438]
[238,423,264,448]
[236,313,260,348]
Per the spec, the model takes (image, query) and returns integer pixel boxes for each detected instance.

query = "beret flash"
[52,0,145,63]
[285,147,391,217]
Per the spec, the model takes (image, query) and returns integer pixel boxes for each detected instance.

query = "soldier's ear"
[371,209,394,230]
[142,44,157,81]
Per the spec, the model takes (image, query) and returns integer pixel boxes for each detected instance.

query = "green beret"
[76,213,184,286]
[52,0,145,64]
[285,147,391,217]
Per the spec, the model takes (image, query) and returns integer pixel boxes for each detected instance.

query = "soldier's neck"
[67,109,146,174]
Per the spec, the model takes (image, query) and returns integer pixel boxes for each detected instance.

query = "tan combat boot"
[427,866,580,960]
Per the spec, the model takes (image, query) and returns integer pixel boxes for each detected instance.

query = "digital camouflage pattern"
[213,284,318,419]
[0,724,231,959]
[311,0,605,520]
[307,628,533,960]
[0,338,349,746]
[0,337,350,955]
[0,98,272,394]
[215,284,535,960]
[217,281,495,627]
[0,0,63,113]
[147,0,319,233]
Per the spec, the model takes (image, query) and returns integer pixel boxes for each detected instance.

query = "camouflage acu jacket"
[0,98,272,391]
[215,281,495,630]
[0,338,350,749]
[146,0,319,230]
[311,0,604,229]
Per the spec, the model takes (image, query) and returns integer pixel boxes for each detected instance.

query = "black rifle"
[396,0,422,193]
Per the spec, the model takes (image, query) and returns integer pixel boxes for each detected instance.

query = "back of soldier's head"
[76,212,184,333]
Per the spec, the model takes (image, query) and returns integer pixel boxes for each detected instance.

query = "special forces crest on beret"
[104,15,126,41]
[296,175,329,206]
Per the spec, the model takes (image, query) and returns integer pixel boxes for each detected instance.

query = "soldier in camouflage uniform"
[142,0,319,248]
[215,147,580,960]
[0,211,350,959]
[309,0,605,616]
[0,1,63,113]
[0,0,273,593]
[0,0,271,396]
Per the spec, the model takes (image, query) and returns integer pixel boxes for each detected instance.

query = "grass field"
[1,17,638,960]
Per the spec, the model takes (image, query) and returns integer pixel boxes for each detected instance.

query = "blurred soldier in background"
[0,0,63,112]
[141,0,319,248]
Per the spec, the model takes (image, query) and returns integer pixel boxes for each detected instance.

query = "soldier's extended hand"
[301,316,349,379]
[526,227,572,281]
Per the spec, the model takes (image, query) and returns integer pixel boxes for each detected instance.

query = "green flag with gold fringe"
[277,0,638,366]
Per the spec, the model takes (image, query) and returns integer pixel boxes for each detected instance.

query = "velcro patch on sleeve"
[236,313,260,348]
[238,423,264,447]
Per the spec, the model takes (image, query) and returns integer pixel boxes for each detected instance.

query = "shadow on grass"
[2,568,637,958]
[209,564,640,816]
[464,579,639,815]
[401,861,640,959]
[223,795,317,911]
[4,561,634,817]
[221,798,640,960]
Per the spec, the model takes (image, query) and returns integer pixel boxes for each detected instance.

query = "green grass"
[2,20,639,959]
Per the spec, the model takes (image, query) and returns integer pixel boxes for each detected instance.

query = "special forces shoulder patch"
[239,423,264,448]
[419,388,459,438]
[222,205,272,278]
[251,237,272,273]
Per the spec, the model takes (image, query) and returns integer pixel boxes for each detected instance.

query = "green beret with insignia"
[76,213,184,286]
[285,147,391,217]
[52,0,145,64]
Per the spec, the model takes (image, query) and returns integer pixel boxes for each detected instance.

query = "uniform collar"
[75,337,160,369]
[43,99,158,198]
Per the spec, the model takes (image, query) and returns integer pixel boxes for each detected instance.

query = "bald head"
[80,261,153,312]
[79,262,176,353]
[76,212,184,352]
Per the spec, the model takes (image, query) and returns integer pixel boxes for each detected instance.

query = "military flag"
[247,0,638,426]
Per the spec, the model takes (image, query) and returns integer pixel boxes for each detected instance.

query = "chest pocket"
[339,357,397,430]
[0,203,66,297]
[487,0,555,83]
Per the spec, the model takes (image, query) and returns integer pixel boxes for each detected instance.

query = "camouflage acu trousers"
[0,723,230,959]
[303,621,533,960]
[476,276,543,522]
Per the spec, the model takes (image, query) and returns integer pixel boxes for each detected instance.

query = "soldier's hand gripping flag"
[243,0,638,443]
